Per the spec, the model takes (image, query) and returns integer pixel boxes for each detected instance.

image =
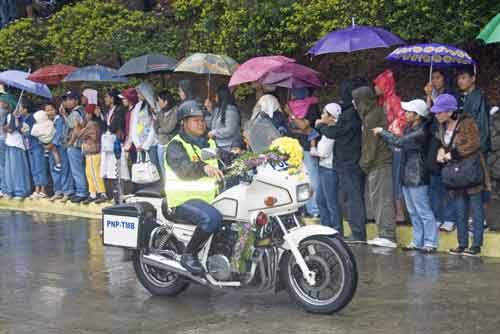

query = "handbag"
[131,151,161,184]
[101,132,116,153]
[441,119,484,189]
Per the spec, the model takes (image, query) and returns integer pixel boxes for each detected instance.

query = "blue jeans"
[67,147,88,198]
[0,139,5,192]
[317,167,343,235]
[28,143,48,187]
[303,151,320,216]
[453,192,484,248]
[429,174,457,223]
[49,146,73,196]
[157,144,166,179]
[402,185,439,248]
[174,199,223,233]
[392,147,403,200]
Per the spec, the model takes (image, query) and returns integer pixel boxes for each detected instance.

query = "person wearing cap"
[63,90,89,203]
[431,94,489,257]
[164,100,224,275]
[373,99,438,253]
[312,103,343,234]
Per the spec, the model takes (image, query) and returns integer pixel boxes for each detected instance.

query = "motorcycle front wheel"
[280,235,358,314]
[133,240,189,297]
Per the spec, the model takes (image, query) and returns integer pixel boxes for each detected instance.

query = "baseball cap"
[323,103,342,119]
[62,90,80,100]
[401,99,429,117]
[430,94,458,114]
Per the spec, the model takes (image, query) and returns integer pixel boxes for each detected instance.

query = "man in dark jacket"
[316,78,368,243]
[352,86,395,248]
[165,101,224,275]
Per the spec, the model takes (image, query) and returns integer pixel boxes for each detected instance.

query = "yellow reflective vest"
[164,134,219,207]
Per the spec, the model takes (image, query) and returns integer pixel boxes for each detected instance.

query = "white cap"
[401,99,429,117]
[324,103,342,118]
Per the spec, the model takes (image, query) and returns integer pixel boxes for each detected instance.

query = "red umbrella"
[27,64,77,85]
[260,63,323,88]
[228,55,295,88]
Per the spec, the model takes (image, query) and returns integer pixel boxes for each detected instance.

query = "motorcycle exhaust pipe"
[142,253,208,285]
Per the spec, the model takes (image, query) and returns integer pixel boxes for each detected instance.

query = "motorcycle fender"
[282,225,338,250]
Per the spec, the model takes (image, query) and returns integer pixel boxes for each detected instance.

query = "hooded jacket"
[459,88,491,154]
[352,86,392,174]
[317,78,366,169]
[373,70,406,137]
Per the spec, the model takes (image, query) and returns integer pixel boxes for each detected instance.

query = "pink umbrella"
[260,63,323,88]
[228,55,295,88]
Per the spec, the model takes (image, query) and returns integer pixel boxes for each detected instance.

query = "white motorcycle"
[102,123,358,314]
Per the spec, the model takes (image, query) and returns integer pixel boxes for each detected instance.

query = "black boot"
[181,227,210,275]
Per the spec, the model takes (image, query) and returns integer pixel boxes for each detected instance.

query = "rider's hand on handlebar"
[203,165,224,181]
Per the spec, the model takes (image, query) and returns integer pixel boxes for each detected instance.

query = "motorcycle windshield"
[245,116,281,153]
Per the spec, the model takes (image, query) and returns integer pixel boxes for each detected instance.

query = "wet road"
[1,210,500,334]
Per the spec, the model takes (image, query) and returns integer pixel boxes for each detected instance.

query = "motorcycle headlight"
[296,183,312,202]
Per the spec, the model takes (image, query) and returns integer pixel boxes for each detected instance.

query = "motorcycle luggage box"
[102,202,157,249]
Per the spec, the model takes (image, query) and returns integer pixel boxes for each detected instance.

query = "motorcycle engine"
[207,224,238,281]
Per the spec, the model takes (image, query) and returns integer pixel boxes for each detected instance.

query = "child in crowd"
[31,109,62,171]
[373,99,439,253]
[78,105,108,204]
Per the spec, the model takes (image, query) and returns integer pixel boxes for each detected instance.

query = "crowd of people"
[0,63,494,257]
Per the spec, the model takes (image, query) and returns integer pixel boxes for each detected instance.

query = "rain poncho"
[373,70,406,137]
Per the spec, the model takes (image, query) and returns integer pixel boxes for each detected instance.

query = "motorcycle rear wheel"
[133,240,189,297]
[280,235,357,314]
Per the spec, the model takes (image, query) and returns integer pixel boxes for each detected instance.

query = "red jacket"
[373,70,406,137]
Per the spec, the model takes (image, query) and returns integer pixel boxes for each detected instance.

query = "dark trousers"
[175,199,223,234]
[337,164,367,241]
[453,192,484,248]
[317,167,343,235]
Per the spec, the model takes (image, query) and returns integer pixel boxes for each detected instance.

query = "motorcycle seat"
[135,185,165,199]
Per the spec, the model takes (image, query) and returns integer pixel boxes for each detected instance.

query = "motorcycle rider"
[164,100,224,275]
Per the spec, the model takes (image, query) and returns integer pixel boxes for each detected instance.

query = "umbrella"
[0,70,52,99]
[174,53,239,96]
[63,65,127,83]
[228,55,295,88]
[386,43,475,81]
[307,18,405,55]
[477,13,500,44]
[27,64,77,85]
[116,54,177,76]
[260,63,323,88]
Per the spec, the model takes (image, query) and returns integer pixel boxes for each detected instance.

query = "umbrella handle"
[207,72,211,100]
[429,61,433,84]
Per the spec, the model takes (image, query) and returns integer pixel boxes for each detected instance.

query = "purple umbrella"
[228,55,295,88]
[260,63,323,88]
[308,19,405,55]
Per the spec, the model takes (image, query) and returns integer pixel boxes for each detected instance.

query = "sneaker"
[449,247,466,255]
[94,193,109,204]
[53,164,62,172]
[402,243,421,251]
[420,246,437,254]
[367,238,398,249]
[38,192,48,199]
[83,197,96,205]
[60,195,72,203]
[464,247,481,257]
[13,196,24,201]
[344,236,366,244]
[0,191,4,198]
[50,194,63,201]
[29,192,40,199]
[71,196,87,204]
[440,221,455,232]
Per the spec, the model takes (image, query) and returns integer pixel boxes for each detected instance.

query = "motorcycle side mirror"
[200,148,218,161]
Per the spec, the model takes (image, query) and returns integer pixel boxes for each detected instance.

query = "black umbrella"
[116,54,177,77]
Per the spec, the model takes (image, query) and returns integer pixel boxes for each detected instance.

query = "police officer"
[164,101,224,275]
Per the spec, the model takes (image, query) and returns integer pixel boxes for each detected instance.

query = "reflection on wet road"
[1,210,500,334]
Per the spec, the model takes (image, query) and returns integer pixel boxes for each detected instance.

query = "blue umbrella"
[63,65,127,83]
[0,70,52,99]
[307,18,405,55]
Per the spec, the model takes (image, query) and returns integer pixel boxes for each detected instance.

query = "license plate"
[102,214,139,249]
[269,160,289,171]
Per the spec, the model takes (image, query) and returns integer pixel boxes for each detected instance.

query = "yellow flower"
[270,137,304,174]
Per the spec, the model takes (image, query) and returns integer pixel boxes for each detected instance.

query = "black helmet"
[179,100,206,120]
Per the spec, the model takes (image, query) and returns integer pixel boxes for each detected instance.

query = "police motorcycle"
[102,117,358,314]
